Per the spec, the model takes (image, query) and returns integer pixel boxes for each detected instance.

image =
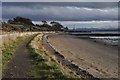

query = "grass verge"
[2,36,27,73]
[28,34,81,79]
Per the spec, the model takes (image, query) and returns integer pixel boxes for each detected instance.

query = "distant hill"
[2,16,64,32]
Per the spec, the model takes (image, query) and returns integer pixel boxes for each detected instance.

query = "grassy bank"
[2,36,27,73]
[28,34,81,79]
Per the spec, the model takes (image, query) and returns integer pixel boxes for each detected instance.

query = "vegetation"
[2,16,66,32]
[28,34,80,79]
[2,22,13,32]
[8,16,34,26]
[50,21,64,31]
[2,36,26,72]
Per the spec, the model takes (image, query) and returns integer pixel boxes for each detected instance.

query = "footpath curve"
[3,34,38,79]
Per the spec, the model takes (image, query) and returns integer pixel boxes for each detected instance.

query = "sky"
[1,0,120,2]
[1,2,119,21]
[60,21,118,29]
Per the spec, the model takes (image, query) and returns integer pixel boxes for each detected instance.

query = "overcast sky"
[2,2,119,21]
[1,0,120,2]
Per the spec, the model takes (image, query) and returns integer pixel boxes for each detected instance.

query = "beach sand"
[48,34,118,78]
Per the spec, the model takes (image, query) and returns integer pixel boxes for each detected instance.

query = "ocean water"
[71,32,119,46]
[60,21,119,46]
[90,36,119,46]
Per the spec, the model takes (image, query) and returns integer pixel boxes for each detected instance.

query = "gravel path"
[48,34,118,78]
[3,34,36,78]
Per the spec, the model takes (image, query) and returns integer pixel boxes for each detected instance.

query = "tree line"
[2,16,68,32]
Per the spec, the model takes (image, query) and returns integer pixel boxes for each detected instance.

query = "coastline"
[42,34,96,79]
[47,34,118,78]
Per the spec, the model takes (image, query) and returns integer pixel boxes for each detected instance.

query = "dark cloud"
[2,2,118,9]
[2,2,118,21]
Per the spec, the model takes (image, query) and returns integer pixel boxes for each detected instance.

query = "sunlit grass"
[28,34,81,79]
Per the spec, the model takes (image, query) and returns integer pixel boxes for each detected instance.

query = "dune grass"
[28,34,81,79]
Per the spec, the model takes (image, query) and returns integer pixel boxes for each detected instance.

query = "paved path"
[48,34,118,78]
[3,34,36,78]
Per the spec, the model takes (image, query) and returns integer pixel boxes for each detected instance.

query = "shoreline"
[47,34,118,78]
[72,35,118,49]
[42,35,97,79]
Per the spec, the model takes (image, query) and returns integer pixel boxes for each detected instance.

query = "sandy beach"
[48,34,118,78]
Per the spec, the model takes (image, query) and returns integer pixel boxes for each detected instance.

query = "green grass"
[28,46,67,79]
[2,36,26,71]
[28,34,81,79]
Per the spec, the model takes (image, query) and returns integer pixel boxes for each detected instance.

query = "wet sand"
[48,34,118,78]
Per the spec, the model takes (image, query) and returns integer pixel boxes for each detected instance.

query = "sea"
[90,36,119,46]
[60,21,119,46]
